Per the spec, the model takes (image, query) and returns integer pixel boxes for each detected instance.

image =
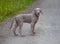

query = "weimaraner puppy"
[10,8,42,36]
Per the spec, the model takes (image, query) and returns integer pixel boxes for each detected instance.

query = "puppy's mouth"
[37,12,40,15]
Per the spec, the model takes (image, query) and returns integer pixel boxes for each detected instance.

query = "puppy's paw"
[21,35,26,37]
[30,32,36,36]
[14,34,18,36]
[33,32,36,34]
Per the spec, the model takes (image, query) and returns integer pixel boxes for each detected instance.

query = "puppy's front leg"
[31,22,36,36]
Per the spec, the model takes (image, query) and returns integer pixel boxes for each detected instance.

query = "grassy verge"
[0,0,35,23]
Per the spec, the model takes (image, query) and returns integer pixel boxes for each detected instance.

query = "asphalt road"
[0,0,60,44]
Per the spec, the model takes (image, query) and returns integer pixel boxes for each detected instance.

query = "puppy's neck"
[33,13,39,18]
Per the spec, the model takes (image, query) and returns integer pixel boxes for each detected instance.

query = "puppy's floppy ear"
[40,10,43,14]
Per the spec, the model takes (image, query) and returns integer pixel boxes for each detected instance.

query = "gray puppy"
[10,8,42,36]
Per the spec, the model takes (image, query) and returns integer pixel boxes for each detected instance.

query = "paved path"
[0,0,60,44]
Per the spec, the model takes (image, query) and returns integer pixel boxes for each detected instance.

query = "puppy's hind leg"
[19,22,23,37]
[12,21,18,36]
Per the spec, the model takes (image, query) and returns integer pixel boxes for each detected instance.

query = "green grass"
[0,0,35,23]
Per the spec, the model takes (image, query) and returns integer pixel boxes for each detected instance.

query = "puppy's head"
[33,8,42,17]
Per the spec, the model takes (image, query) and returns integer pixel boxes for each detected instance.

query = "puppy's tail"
[10,18,14,29]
